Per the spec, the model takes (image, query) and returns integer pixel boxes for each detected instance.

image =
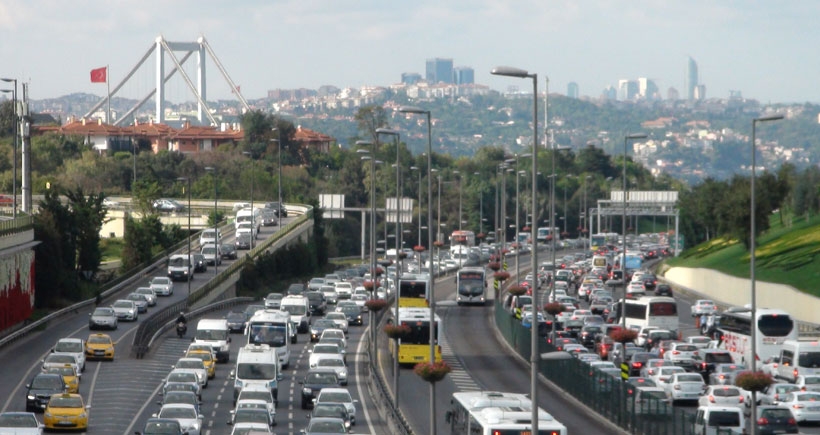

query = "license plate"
[809,407,820,412]
[414,356,423,360]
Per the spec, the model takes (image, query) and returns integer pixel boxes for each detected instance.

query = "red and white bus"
[717,307,797,365]
[450,230,475,247]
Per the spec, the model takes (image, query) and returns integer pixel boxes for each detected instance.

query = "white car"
[334,282,353,299]
[320,329,347,349]
[635,326,659,347]
[325,312,349,334]
[150,276,174,296]
[685,335,712,350]
[134,287,157,306]
[111,299,138,321]
[42,353,81,374]
[698,385,745,407]
[649,366,686,386]
[315,355,348,385]
[174,358,209,388]
[350,294,368,312]
[796,375,820,393]
[0,412,43,434]
[663,342,699,368]
[660,372,706,404]
[775,392,820,423]
[152,403,203,435]
[234,384,276,424]
[691,299,718,317]
[308,343,345,368]
[52,338,86,372]
[313,388,358,425]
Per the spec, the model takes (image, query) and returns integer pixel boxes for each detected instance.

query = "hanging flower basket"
[545,235,553,241]
[433,240,444,248]
[378,259,393,267]
[398,252,408,260]
[610,328,638,344]
[365,299,388,312]
[735,371,774,393]
[413,361,452,383]
[511,242,520,249]
[500,249,510,255]
[363,280,376,291]
[476,233,486,240]
[488,262,501,272]
[384,323,411,340]
[489,254,499,262]
[413,245,426,252]
[560,231,570,239]
[543,302,565,317]
[507,285,527,296]
[493,271,510,282]
[374,266,385,276]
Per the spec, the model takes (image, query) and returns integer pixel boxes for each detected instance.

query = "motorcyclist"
[176,312,187,325]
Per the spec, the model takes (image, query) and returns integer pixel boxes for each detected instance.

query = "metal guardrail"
[130,206,313,358]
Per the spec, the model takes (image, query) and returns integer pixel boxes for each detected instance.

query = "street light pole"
[271,127,282,231]
[622,133,648,328]
[1,78,18,219]
[411,166,422,246]
[205,166,219,277]
[474,172,483,236]
[491,65,539,433]
[584,175,592,252]
[750,114,784,435]
[177,177,192,297]
[243,151,255,249]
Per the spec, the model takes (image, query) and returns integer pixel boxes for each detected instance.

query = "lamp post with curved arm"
[204,167,219,277]
[176,177,192,297]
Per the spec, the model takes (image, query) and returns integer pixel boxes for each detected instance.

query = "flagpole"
[106,65,111,124]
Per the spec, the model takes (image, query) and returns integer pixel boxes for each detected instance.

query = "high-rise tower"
[426,58,454,84]
[686,57,698,101]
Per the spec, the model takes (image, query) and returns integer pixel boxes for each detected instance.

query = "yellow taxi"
[45,364,80,393]
[43,393,89,430]
[86,333,115,361]
[185,349,215,379]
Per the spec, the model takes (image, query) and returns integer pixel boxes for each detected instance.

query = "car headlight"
[44,411,52,417]
[27,394,35,400]
[79,412,87,419]
[302,387,312,395]
[339,371,348,378]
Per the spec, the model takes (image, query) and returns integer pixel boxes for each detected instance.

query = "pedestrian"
[94,291,102,306]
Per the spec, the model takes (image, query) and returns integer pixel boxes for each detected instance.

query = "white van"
[199,228,221,246]
[777,339,820,382]
[232,344,282,406]
[235,208,261,232]
[194,318,231,363]
[280,295,310,333]
[693,406,744,435]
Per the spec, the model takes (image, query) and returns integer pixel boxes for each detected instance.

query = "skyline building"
[618,79,639,101]
[638,78,659,100]
[686,57,699,101]
[426,58,454,84]
[567,82,579,99]
[401,72,422,85]
[453,67,474,85]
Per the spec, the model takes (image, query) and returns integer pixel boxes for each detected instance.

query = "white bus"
[455,267,487,305]
[446,391,567,435]
[617,296,679,333]
[536,227,560,244]
[717,307,797,366]
[247,309,293,370]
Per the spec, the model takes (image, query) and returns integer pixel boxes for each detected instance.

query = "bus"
[536,227,560,244]
[398,273,430,307]
[616,296,679,333]
[391,307,442,365]
[447,391,567,435]
[246,309,293,370]
[455,267,487,305]
[590,233,607,252]
[717,307,797,365]
[451,230,476,248]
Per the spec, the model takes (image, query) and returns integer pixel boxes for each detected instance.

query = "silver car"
[150,276,174,296]
[126,293,149,313]
[134,287,157,306]
[89,307,118,330]
[111,299,139,321]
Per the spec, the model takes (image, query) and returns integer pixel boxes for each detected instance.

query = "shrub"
[488,262,501,272]
[610,328,638,344]
[543,302,565,317]
[493,271,510,282]
[384,323,411,340]
[365,299,388,312]
[413,361,451,383]
[735,371,774,392]
[507,285,527,296]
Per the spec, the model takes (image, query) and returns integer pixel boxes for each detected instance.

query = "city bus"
[446,390,567,435]
[390,307,442,365]
[246,309,293,370]
[717,307,797,365]
[398,273,430,307]
[450,230,476,247]
[616,296,679,334]
[455,266,487,305]
[536,227,560,244]
[590,233,607,252]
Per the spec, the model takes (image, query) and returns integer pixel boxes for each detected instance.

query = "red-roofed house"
[119,120,174,153]
[167,121,243,154]
[292,125,335,153]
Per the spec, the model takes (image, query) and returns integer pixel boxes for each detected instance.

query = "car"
[696,349,734,381]
[313,388,358,425]
[641,274,658,291]
[324,312,349,334]
[152,403,202,435]
[698,385,745,407]
[308,278,326,291]
[639,358,675,378]
[663,342,699,369]
[660,372,707,404]
[627,387,672,417]
[199,228,221,246]
[306,291,328,315]
[234,384,276,424]
[0,411,43,434]
[264,293,284,309]
[336,305,362,326]
[626,281,646,296]
[648,366,686,386]
[88,307,118,330]
[635,326,659,347]
[201,243,222,266]
[126,292,150,313]
[309,343,346,368]
[625,352,660,377]
[708,363,745,386]
[692,299,718,317]
[42,393,89,431]
[315,355,348,386]
[150,276,175,296]
[302,417,347,435]
[111,299,138,321]
[795,374,820,393]
[184,348,216,380]
[174,358,209,389]
[134,287,158,306]
[755,405,799,434]
[300,368,342,409]
[42,353,81,374]
[158,391,201,416]
[44,365,79,394]
[350,294,368,312]
[264,202,287,218]
[319,329,347,349]
[25,373,66,412]
[221,243,238,260]
[136,418,186,435]
[685,335,712,350]
[228,407,273,430]
[644,329,677,351]
[85,333,115,361]
[579,325,604,348]
[153,198,184,213]
[333,282,353,299]
[775,392,820,423]
[320,286,339,305]
[758,383,801,406]
[226,311,247,333]
[654,283,674,296]
[163,371,202,401]
[309,404,352,431]
[52,338,86,372]
[310,319,338,343]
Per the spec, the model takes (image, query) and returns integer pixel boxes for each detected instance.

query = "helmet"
[180,311,185,315]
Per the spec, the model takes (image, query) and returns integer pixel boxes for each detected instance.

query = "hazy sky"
[1,0,817,104]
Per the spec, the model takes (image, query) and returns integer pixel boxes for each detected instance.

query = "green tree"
[354,106,389,144]
[64,187,107,279]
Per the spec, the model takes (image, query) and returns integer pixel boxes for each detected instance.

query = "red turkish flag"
[90,66,107,83]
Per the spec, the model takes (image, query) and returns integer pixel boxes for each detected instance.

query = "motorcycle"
[176,322,187,338]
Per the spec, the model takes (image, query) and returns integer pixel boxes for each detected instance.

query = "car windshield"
[47,366,75,376]
[46,354,75,364]
[113,301,132,309]
[168,373,197,383]
[49,396,82,408]
[236,363,277,380]
[314,405,347,418]
[195,329,228,340]
[164,392,197,405]
[318,358,344,368]
[31,376,62,389]
[320,392,351,403]
[240,391,271,402]
[713,388,740,396]
[143,421,182,434]
[176,360,202,369]
[159,407,196,419]
[0,413,39,427]
[282,305,307,316]
[314,345,338,354]
[306,372,338,384]
[152,278,171,285]
[93,308,114,316]
[308,421,346,433]
[55,341,83,352]
[234,410,269,424]
[677,374,703,383]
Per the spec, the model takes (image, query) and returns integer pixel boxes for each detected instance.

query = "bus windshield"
[249,325,287,347]
[400,281,426,298]
[400,321,437,345]
[758,315,794,337]
[457,272,485,296]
